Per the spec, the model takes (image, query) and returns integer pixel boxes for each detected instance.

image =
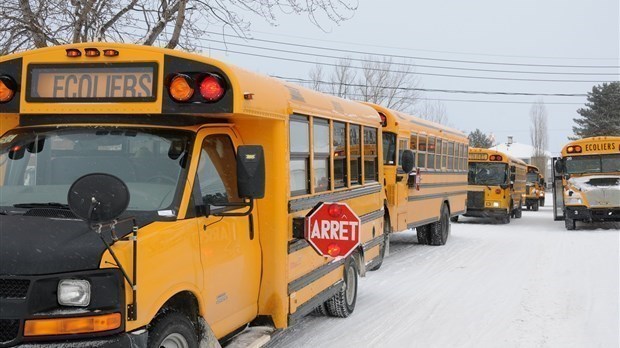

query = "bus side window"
[349,124,361,185]
[410,133,418,168]
[418,135,427,169]
[333,122,347,188]
[398,138,408,167]
[427,137,436,169]
[197,134,240,209]
[435,138,442,170]
[382,132,396,165]
[290,115,310,196]
[364,127,378,182]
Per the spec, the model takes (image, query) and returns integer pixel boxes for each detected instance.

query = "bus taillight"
[0,75,16,103]
[66,48,81,57]
[84,48,100,57]
[199,74,225,102]
[169,74,195,102]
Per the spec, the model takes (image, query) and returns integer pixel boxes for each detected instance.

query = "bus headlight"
[58,279,91,307]
[493,201,500,207]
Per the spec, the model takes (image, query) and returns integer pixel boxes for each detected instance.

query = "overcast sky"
[201,0,619,154]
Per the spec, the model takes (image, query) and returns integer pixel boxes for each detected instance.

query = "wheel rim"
[345,265,356,306]
[160,333,189,348]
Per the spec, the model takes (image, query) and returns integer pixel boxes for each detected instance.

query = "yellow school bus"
[552,136,620,230]
[366,104,468,245]
[523,164,545,211]
[464,148,527,224]
[0,43,386,347]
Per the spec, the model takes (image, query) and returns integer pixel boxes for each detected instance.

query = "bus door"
[395,137,410,230]
[193,128,261,335]
[552,157,565,221]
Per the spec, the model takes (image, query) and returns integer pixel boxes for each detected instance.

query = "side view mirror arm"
[211,199,254,217]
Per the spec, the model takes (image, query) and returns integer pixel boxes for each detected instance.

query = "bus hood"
[567,175,620,208]
[0,215,109,275]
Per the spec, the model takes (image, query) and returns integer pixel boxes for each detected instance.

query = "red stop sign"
[305,202,361,258]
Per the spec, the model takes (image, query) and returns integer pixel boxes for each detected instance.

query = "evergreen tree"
[468,129,493,148]
[573,82,620,138]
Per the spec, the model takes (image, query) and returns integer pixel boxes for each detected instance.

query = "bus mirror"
[237,145,265,199]
[168,140,186,160]
[67,173,130,224]
[554,159,565,174]
[401,149,415,173]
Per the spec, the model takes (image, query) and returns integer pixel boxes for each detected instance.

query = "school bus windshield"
[0,127,191,211]
[565,154,620,174]
[468,162,508,185]
[526,172,539,183]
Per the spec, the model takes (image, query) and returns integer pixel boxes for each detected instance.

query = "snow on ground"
[267,199,619,348]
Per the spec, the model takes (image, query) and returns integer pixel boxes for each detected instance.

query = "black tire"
[499,212,511,224]
[416,224,431,245]
[540,197,545,207]
[429,204,450,246]
[326,257,358,318]
[311,303,328,316]
[514,201,523,219]
[148,311,199,348]
[565,218,576,230]
[532,200,539,211]
[450,215,459,223]
[368,216,389,271]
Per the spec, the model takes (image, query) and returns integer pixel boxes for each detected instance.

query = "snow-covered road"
[268,201,619,348]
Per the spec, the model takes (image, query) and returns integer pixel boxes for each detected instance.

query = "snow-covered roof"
[489,142,552,160]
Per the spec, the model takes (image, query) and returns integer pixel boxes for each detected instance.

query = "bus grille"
[467,191,485,209]
[0,279,30,299]
[0,319,19,343]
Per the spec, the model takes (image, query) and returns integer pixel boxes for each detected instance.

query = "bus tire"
[540,197,545,207]
[416,225,431,245]
[429,204,450,246]
[369,217,390,271]
[450,215,459,223]
[565,218,576,230]
[499,213,511,224]
[514,201,523,218]
[326,257,358,318]
[147,311,199,348]
[532,201,539,211]
[311,303,328,316]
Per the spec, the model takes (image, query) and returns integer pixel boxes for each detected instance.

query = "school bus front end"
[0,43,384,347]
[553,136,620,230]
[523,165,545,211]
[464,148,526,223]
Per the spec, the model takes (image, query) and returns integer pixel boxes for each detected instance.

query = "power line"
[252,29,620,62]
[202,30,620,69]
[200,44,613,83]
[200,36,619,78]
[274,76,588,97]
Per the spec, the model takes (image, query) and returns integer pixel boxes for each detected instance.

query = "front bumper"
[13,330,147,348]
[464,208,508,218]
[565,206,620,222]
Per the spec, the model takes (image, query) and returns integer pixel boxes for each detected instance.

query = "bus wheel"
[369,217,390,271]
[514,201,523,218]
[147,311,198,348]
[565,218,576,230]
[311,303,328,316]
[416,225,431,245]
[532,201,539,211]
[429,204,450,246]
[499,213,511,224]
[540,197,545,207]
[326,256,358,318]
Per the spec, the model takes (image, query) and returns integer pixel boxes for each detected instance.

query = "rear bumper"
[565,206,620,222]
[464,208,507,218]
[10,330,147,348]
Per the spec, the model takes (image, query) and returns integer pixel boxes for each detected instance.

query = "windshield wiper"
[13,202,70,209]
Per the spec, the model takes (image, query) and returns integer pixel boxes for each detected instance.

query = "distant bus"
[367,103,468,245]
[523,164,545,211]
[0,43,386,347]
[464,148,527,224]
[552,136,620,230]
